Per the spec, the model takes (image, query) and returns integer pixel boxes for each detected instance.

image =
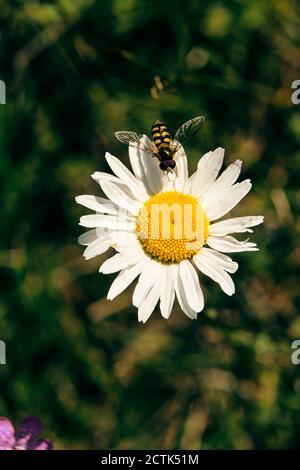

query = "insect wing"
[174,116,205,144]
[115,131,155,154]
[114,131,142,145]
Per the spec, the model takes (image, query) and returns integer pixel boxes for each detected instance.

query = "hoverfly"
[115,116,205,173]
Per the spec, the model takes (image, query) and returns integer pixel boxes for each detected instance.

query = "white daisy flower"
[76,135,263,323]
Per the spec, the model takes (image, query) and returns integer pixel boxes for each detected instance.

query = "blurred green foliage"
[0,0,300,450]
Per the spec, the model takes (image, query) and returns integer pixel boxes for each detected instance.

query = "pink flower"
[0,416,52,450]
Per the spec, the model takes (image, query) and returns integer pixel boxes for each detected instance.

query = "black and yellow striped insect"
[151,120,175,171]
[115,116,205,173]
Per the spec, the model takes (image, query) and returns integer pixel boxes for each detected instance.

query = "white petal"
[105,152,149,202]
[194,251,235,296]
[83,238,111,260]
[162,175,176,191]
[108,230,137,243]
[112,236,143,255]
[138,281,161,323]
[91,171,137,200]
[178,260,204,312]
[129,135,163,195]
[215,159,242,186]
[107,262,142,300]
[174,142,188,193]
[80,214,135,231]
[99,250,141,274]
[79,228,134,251]
[207,235,259,252]
[100,179,141,216]
[76,194,126,216]
[209,216,264,236]
[175,276,198,319]
[112,233,139,246]
[159,265,176,319]
[189,148,224,198]
[133,260,159,307]
[78,229,98,246]
[198,247,238,273]
[200,159,242,207]
[128,142,144,181]
[91,171,120,184]
[204,180,252,221]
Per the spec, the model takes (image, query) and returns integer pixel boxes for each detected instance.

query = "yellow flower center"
[136,191,209,263]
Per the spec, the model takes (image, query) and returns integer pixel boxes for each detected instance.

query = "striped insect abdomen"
[151,121,172,149]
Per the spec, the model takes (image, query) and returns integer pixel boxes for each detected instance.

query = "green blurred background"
[0,0,300,450]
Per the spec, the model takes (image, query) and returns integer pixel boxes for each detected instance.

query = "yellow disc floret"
[136,191,209,263]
